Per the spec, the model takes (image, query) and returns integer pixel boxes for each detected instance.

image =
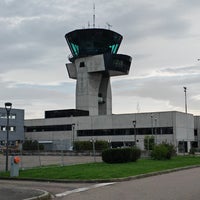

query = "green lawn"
[0,156,200,180]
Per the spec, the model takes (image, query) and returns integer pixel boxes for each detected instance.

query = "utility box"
[10,156,20,177]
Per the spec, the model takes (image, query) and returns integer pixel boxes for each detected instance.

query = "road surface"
[1,167,200,199]
[57,167,200,200]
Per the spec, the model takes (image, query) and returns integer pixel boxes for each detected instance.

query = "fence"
[0,139,102,172]
[0,154,102,172]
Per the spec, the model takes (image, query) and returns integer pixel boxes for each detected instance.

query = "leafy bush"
[73,141,92,151]
[130,147,141,162]
[151,143,175,160]
[102,147,141,163]
[189,148,196,155]
[144,136,155,150]
[23,140,44,151]
[95,140,109,151]
[73,140,109,151]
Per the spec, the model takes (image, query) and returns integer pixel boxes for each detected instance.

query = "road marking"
[55,182,116,197]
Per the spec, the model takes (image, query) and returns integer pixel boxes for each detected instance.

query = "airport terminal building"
[1,27,199,153]
[25,110,196,152]
[23,27,199,152]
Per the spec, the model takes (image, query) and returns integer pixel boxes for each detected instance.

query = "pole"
[71,124,75,150]
[92,138,96,162]
[155,117,157,144]
[151,114,153,136]
[5,110,9,171]
[184,87,187,113]
[133,121,136,147]
[5,102,12,172]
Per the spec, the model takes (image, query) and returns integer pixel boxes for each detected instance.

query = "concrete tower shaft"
[65,28,132,116]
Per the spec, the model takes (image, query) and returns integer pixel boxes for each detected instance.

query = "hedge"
[151,143,175,160]
[102,147,141,163]
[73,140,109,151]
[22,140,44,151]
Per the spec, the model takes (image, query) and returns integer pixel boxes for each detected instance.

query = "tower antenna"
[93,2,95,28]
[106,22,112,30]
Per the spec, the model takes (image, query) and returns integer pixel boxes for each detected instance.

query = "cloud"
[1,0,200,118]
[112,64,200,114]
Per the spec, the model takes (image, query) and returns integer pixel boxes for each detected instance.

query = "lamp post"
[132,120,136,147]
[183,87,187,113]
[90,138,96,162]
[71,123,75,150]
[5,102,12,172]
[151,114,154,135]
[154,117,157,144]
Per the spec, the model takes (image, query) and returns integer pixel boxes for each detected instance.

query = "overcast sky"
[1,0,200,119]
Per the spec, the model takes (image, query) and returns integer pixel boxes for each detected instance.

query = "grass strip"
[0,156,200,180]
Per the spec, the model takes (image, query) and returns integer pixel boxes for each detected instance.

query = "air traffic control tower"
[65,28,132,116]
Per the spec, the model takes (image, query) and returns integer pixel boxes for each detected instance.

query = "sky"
[1,0,200,119]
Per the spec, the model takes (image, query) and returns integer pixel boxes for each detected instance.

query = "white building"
[25,110,195,152]
[24,27,197,152]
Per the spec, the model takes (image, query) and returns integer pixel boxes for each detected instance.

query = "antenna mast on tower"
[93,2,95,28]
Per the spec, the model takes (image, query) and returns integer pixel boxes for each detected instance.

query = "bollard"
[10,156,20,177]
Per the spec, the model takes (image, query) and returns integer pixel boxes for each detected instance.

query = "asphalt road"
[57,167,200,200]
[1,167,200,200]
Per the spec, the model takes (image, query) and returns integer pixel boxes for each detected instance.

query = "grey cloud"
[112,67,200,111]
[104,1,191,42]
[1,0,200,117]
[162,65,200,75]
[0,79,74,102]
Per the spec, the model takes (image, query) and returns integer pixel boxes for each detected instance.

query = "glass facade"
[77,127,173,137]
[65,28,122,61]
[25,125,72,132]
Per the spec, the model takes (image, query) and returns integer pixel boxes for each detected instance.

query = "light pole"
[151,114,154,135]
[154,117,157,144]
[90,138,96,162]
[132,120,136,147]
[5,102,12,172]
[71,123,75,150]
[183,87,187,113]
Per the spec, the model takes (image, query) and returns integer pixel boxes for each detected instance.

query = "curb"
[23,189,51,200]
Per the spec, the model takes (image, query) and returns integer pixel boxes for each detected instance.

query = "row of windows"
[77,127,173,137]
[0,126,16,132]
[0,113,16,119]
[0,140,20,146]
[25,125,72,132]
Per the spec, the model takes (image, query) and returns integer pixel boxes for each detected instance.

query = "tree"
[144,136,155,150]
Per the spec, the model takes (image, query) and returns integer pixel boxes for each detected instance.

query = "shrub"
[189,148,196,155]
[151,143,175,160]
[95,140,109,151]
[144,136,155,150]
[23,140,44,151]
[73,141,92,151]
[130,147,141,162]
[102,147,141,163]
[73,140,109,151]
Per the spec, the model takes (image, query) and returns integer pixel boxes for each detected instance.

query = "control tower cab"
[65,28,132,116]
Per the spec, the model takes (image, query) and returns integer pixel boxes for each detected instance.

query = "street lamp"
[71,123,75,150]
[90,138,96,162]
[183,87,187,113]
[154,117,157,144]
[151,114,154,135]
[132,120,136,146]
[5,102,12,172]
